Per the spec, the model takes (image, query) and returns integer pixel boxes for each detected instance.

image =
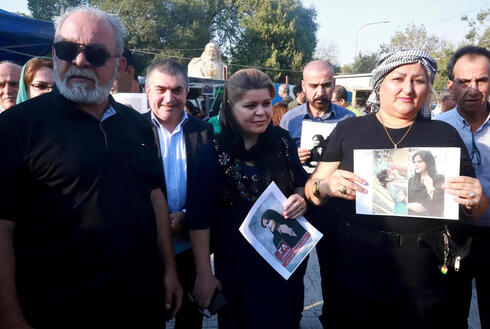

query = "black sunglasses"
[53,41,117,67]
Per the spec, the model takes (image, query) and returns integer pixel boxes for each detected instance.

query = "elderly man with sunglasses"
[436,45,490,329]
[0,6,182,329]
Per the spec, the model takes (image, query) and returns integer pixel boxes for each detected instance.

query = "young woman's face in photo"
[413,155,427,174]
[262,218,276,233]
[232,88,272,139]
[312,136,320,147]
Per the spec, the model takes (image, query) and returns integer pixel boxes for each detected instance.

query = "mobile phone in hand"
[188,289,226,318]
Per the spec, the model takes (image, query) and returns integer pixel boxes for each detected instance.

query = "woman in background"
[16,57,53,104]
[271,102,288,126]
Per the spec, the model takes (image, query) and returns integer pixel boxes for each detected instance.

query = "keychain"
[440,226,450,275]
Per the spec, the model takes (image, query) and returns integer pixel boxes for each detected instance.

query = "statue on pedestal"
[188,43,227,80]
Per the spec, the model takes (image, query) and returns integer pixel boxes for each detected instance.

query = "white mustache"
[64,66,98,82]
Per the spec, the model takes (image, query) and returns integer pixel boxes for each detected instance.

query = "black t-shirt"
[0,91,165,328]
[322,113,475,232]
[321,113,475,300]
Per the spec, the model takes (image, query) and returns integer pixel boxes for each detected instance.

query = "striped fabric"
[367,49,437,107]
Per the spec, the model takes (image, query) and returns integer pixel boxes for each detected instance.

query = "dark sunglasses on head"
[53,41,117,67]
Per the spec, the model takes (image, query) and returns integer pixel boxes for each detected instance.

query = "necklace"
[378,113,415,149]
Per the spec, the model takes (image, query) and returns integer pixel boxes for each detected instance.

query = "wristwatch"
[312,180,323,198]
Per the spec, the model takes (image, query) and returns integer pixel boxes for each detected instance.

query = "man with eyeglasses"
[436,45,490,329]
[0,61,21,112]
[0,6,181,329]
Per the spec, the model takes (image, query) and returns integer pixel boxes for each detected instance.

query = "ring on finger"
[339,186,347,195]
[469,191,475,199]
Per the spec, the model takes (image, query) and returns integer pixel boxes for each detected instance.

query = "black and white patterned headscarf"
[366,49,437,107]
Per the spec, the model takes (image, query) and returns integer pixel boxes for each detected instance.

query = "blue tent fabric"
[0,9,54,65]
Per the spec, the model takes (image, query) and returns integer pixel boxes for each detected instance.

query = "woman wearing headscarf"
[16,57,54,104]
[305,49,488,328]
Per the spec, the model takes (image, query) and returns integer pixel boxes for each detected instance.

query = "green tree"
[28,0,88,20]
[461,8,489,49]
[379,24,449,55]
[431,46,455,93]
[230,0,317,83]
[340,52,379,74]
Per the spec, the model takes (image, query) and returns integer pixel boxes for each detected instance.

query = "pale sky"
[1,0,488,65]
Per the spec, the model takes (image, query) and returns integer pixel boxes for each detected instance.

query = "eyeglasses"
[30,83,53,91]
[53,41,117,67]
[470,133,481,166]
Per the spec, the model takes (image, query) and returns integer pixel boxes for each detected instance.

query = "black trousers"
[174,249,203,329]
[305,204,338,329]
[466,226,490,329]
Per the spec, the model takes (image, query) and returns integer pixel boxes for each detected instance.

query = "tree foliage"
[461,8,489,49]
[229,0,317,83]
[340,52,379,74]
[28,0,89,21]
[26,0,317,82]
[314,41,341,73]
[379,24,450,55]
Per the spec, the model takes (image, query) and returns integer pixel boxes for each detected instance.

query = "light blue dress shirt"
[151,111,191,252]
[436,106,490,226]
[279,102,356,147]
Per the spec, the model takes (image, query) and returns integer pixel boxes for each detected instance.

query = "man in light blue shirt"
[280,60,355,159]
[280,60,354,328]
[145,59,220,329]
[436,45,490,329]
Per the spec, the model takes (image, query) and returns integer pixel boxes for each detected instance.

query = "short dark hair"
[333,85,348,101]
[292,84,302,96]
[447,45,490,81]
[122,48,138,79]
[146,59,189,90]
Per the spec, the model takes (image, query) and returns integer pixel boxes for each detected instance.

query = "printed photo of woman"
[408,150,445,217]
[260,209,307,249]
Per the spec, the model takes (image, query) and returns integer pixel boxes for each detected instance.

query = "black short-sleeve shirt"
[0,91,165,328]
[321,113,476,300]
[322,114,475,229]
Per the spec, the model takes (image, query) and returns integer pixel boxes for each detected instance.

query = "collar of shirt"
[446,105,490,133]
[303,102,335,121]
[150,110,189,134]
[101,105,116,122]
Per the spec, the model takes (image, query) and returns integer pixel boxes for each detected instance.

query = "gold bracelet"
[312,180,323,199]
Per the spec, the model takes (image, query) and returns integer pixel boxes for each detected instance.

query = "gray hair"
[0,60,22,68]
[54,6,126,57]
[145,59,189,91]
